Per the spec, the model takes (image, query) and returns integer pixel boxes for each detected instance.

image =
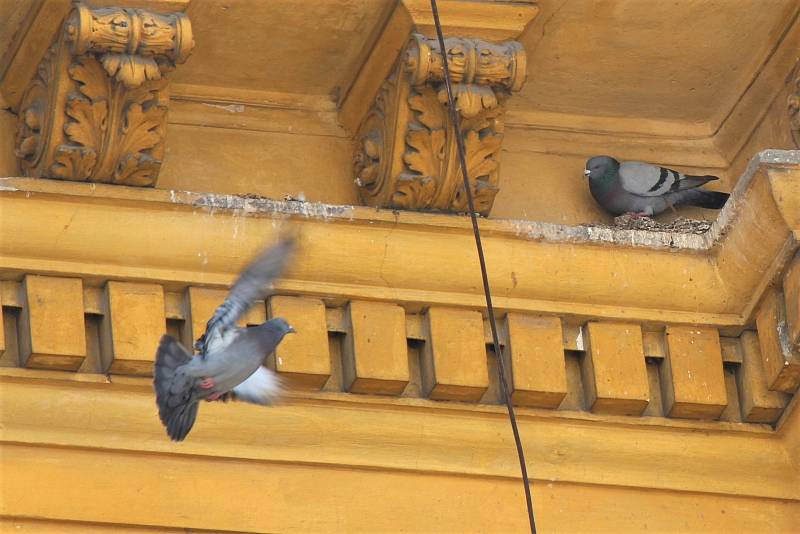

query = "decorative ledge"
[12,3,193,186]
[0,151,797,325]
[0,272,792,423]
[0,151,798,427]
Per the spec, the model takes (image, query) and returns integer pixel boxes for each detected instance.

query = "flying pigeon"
[584,156,729,217]
[154,236,296,441]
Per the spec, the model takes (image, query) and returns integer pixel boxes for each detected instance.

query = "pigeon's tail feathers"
[232,366,283,405]
[167,401,198,442]
[683,189,730,210]
[154,335,198,441]
[677,174,719,190]
[154,334,192,399]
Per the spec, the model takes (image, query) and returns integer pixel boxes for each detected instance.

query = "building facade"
[1,1,799,532]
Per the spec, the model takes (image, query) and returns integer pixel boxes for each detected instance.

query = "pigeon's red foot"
[205,391,224,401]
[200,377,215,389]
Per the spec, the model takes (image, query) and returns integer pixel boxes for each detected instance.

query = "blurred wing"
[196,236,295,355]
[618,161,681,197]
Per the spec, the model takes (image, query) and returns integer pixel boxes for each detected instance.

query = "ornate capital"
[14,3,193,186]
[354,33,526,216]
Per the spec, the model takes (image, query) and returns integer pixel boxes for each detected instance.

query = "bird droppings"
[283,192,306,202]
[202,102,245,113]
[192,192,354,220]
[574,328,585,351]
[610,214,713,235]
[510,220,709,249]
[757,149,800,164]
[776,318,794,357]
[193,190,715,250]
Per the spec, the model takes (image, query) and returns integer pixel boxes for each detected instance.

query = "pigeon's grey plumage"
[154,236,295,441]
[584,156,729,217]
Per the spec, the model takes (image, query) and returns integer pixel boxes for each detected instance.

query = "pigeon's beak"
[583,169,591,177]
[287,326,296,334]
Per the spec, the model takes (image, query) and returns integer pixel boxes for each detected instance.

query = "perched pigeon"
[154,236,296,441]
[584,156,729,217]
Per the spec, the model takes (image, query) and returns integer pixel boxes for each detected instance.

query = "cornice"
[2,152,796,426]
[0,151,797,326]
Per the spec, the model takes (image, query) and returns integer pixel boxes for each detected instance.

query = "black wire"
[428,1,537,532]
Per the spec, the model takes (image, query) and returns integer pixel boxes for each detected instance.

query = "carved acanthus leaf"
[63,95,104,153]
[410,87,446,130]
[113,88,167,185]
[70,55,107,100]
[62,58,108,152]
[405,126,446,184]
[394,173,436,209]
[443,84,499,118]
[101,54,162,88]
[120,101,165,156]
[115,152,161,186]
[51,145,97,181]
[464,129,501,181]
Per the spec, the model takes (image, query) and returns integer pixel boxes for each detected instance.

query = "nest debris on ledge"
[610,214,713,234]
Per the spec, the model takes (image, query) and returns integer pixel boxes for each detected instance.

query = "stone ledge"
[0,151,798,325]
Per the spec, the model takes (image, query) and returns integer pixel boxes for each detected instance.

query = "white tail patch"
[233,366,282,405]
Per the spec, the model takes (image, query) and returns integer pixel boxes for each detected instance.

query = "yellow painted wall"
[2,443,798,533]
[1,2,800,533]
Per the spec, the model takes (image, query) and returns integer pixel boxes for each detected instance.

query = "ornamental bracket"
[353,33,526,216]
[14,3,193,186]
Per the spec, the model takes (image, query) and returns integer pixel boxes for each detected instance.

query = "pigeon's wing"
[232,366,282,405]
[618,161,682,197]
[201,328,241,359]
[619,162,719,197]
[196,236,295,355]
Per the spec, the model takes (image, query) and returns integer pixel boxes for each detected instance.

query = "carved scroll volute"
[354,33,526,216]
[14,3,193,186]
[789,71,800,148]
